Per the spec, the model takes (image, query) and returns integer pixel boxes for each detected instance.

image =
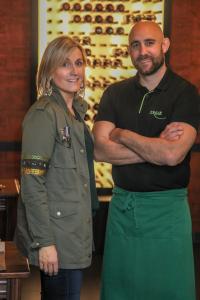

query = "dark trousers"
[40,269,83,300]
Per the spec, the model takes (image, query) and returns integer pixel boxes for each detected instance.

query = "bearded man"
[93,21,200,300]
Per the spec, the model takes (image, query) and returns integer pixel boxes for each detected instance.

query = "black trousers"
[40,269,83,300]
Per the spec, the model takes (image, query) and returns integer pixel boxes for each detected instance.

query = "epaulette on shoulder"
[35,96,51,111]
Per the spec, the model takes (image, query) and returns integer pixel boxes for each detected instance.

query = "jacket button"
[84,183,88,188]
[80,149,84,153]
[56,211,61,216]
[36,242,40,246]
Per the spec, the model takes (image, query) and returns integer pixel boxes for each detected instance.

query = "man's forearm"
[94,138,144,165]
[111,128,189,166]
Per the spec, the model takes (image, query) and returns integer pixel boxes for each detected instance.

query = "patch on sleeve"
[21,155,49,176]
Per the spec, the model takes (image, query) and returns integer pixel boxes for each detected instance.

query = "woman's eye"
[76,60,84,67]
[63,62,71,67]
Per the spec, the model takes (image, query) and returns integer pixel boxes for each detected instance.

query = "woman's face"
[52,47,85,99]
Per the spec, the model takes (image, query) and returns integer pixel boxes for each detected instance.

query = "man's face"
[129,23,166,76]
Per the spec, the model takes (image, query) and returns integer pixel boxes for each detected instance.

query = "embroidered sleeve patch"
[21,155,49,176]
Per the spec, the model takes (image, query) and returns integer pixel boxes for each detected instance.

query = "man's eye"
[145,41,155,46]
[131,43,139,49]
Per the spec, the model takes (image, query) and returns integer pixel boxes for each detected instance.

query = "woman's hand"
[39,245,58,276]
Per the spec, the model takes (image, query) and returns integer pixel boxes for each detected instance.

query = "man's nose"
[139,44,147,55]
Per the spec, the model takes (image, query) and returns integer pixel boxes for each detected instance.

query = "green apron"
[101,187,195,300]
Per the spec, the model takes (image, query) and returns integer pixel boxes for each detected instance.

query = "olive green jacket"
[15,87,97,269]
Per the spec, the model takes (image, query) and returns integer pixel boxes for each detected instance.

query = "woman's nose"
[69,64,77,74]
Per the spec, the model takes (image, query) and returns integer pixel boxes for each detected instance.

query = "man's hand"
[39,245,58,276]
[160,122,184,140]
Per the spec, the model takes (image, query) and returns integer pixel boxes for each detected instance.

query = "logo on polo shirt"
[149,110,166,120]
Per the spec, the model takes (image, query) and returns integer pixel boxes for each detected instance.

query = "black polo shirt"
[95,69,200,192]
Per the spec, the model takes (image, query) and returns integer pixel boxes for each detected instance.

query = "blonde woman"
[15,36,99,300]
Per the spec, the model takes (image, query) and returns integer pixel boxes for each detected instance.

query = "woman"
[15,36,99,300]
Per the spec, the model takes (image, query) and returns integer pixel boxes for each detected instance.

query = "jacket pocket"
[49,202,80,236]
[50,141,76,169]
[50,202,78,218]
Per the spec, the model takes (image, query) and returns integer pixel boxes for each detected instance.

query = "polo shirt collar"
[155,68,173,91]
[134,68,173,92]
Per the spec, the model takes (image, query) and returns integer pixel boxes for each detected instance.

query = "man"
[93,21,199,300]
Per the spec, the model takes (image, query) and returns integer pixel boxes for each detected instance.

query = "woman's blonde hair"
[36,36,86,97]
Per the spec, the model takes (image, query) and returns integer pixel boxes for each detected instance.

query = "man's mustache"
[137,55,153,62]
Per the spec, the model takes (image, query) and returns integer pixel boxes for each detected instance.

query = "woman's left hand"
[39,245,58,276]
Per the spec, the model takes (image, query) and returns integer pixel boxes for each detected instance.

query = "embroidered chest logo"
[149,110,166,120]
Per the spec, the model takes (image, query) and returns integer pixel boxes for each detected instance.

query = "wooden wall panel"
[0,152,21,178]
[0,0,32,178]
[170,0,200,91]
[170,0,200,232]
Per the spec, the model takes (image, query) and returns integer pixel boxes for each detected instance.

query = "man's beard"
[134,53,165,76]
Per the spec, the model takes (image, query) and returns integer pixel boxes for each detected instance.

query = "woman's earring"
[77,82,85,99]
[45,80,52,96]
[46,85,52,96]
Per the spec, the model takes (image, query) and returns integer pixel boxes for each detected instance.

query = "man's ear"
[162,37,170,54]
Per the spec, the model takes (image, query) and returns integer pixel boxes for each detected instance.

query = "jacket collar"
[51,84,88,119]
